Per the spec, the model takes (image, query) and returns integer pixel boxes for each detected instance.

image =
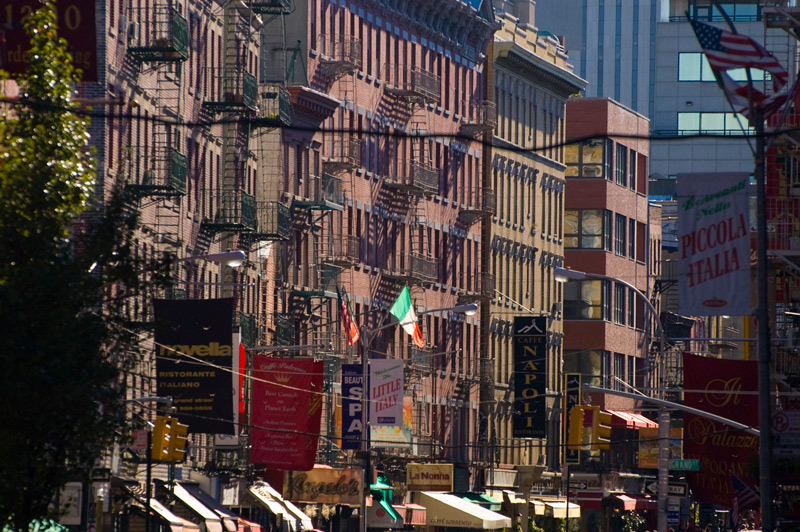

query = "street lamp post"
[357,302,478,532]
[554,267,669,532]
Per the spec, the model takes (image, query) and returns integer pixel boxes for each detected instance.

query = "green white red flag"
[389,285,424,348]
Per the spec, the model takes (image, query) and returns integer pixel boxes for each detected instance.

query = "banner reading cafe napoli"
[677,172,751,316]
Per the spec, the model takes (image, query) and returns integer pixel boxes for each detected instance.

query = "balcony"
[319,235,360,267]
[289,264,340,303]
[240,201,291,243]
[383,65,441,105]
[250,84,293,128]
[383,159,439,197]
[317,36,362,80]
[407,345,435,376]
[202,68,257,113]
[457,272,495,303]
[201,190,256,232]
[457,188,496,226]
[459,100,497,137]
[322,136,361,173]
[127,6,189,63]
[244,0,291,15]
[274,313,296,346]
[292,174,345,211]
[123,146,187,197]
[383,252,438,285]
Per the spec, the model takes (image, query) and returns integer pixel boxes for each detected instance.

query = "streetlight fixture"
[554,267,670,532]
[179,250,247,268]
[358,301,479,532]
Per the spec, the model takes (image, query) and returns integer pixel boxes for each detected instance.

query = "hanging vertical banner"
[564,373,581,464]
[341,363,363,450]
[251,358,323,471]
[154,298,234,434]
[683,352,759,507]
[371,396,413,448]
[369,358,404,426]
[513,316,548,438]
[677,173,751,316]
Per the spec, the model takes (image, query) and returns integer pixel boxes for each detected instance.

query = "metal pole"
[755,111,773,532]
[145,430,152,532]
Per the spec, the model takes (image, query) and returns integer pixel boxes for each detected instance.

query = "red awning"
[392,504,426,526]
[607,410,658,429]
[614,495,657,511]
[576,492,603,510]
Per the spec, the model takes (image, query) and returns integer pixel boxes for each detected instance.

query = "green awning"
[459,493,502,512]
[378,499,402,521]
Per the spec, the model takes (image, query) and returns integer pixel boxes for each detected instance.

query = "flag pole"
[707,3,773,530]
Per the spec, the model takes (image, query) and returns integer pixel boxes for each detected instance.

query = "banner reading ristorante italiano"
[154,298,234,434]
[677,173,751,316]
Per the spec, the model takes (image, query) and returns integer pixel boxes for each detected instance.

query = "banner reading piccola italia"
[677,173,751,316]
[513,316,548,438]
[154,298,235,434]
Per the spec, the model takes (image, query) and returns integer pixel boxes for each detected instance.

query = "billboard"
[154,298,234,434]
[512,316,548,438]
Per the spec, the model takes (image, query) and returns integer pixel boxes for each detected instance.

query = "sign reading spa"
[407,463,454,492]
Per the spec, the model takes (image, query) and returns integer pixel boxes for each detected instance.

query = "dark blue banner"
[512,316,548,438]
[341,364,363,450]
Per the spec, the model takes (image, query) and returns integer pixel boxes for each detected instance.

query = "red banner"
[683,353,759,506]
[1,0,97,81]
[251,358,323,471]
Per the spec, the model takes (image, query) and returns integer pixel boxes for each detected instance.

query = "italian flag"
[390,286,425,348]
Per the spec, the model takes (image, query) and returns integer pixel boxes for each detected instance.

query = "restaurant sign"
[407,463,454,492]
[285,466,362,505]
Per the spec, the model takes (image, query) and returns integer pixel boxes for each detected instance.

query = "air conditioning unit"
[128,21,140,45]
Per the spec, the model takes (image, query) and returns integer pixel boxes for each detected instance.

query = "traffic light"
[567,405,587,449]
[588,407,613,451]
[167,418,190,462]
[151,416,172,461]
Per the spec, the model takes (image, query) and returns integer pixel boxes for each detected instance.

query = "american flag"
[731,474,760,509]
[689,18,788,91]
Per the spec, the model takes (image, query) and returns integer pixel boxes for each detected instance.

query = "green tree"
[0,2,169,528]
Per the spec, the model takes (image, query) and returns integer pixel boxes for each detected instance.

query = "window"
[614,353,625,391]
[689,3,761,23]
[565,139,607,178]
[564,350,604,387]
[628,356,635,387]
[628,218,636,258]
[678,112,753,135]
[614,283,626,325]
[629,150,637,191]
[627,289,635,327]
[615,213,627,256]
[616,144,627,187]
[563,279,610,320]
[565,209,608,249]
[679,52,768,81]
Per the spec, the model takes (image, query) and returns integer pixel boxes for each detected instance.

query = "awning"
[181,483,240,532]
[607,410,658,429]
[249,482,313,532]
[532,500,546,516]
[392,504,426,526]
[417,492,511,529]
[544,502,580,519]
[237,519,262,532]
[576,491,603,511]
[146,499,202,532]
[368,499,403,529]
[459,493,502,512]
[613,494,657,511]
[171,483,224,532]
[502,490,526,505]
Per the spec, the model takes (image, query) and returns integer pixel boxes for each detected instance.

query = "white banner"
[677,172,751,316]
[369,358,404,426]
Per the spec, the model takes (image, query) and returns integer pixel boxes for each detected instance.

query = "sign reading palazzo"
[512,316,548,438]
